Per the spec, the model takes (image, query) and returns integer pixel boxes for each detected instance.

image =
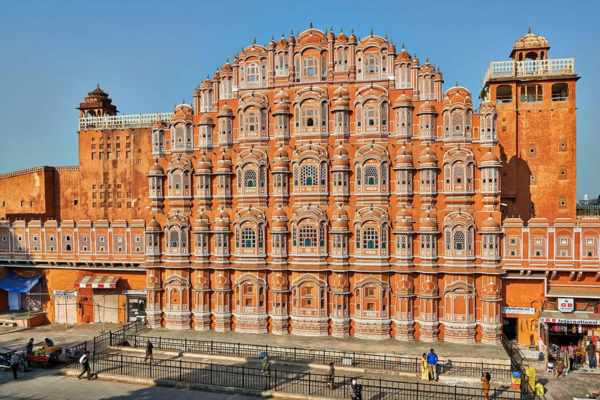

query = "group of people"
[553,340,597,378]
[9,337,54,380]
[420,349,439,381]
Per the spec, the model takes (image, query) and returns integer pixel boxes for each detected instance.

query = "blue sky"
[1,0,598,199]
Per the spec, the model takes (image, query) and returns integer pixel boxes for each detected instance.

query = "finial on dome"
[182,98,185,104]
[296,30,299,36]
[281,32,284,38]
[426,56,429,63]
[402,42,405,49]
[351,28,354,34]
[310,21,313,29]
[456,81,458,87]
[253,36,256,45]
[226,57,229,63]
[324,27,328,35]
[271,35,274,40]
[437,66,440,72]
[370,28,373,36]
[340,26,343,33]
[385,33,388,40]
[97,82,100,88]
[528,27,531,34]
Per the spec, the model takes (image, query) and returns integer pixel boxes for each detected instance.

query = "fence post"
[238,342,241,357]
[185,338,188,353]
[379,378,382,395]
[416,380,419,400]
[309,372,311,395]
[120,353,123,375]
[159,337,162,351]
[454,384,457,400]
[211,340,214,354]
[210,362,213,383]
[179,359,182,381]
[242,366,245,388]
[110,331,113,346]
[294,347,297,363]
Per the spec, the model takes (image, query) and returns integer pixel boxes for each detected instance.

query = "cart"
[26,347,62,369]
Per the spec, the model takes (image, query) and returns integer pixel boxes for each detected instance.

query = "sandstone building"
[0,28,587,347]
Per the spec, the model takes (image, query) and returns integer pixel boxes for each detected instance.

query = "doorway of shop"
[504,317,518,341]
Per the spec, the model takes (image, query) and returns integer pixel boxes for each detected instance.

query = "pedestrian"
[427,349,438,381]
[421,353,429,381]
[562,347,569,374]
[143,339,154,364]
[10,352,20,380]
[587,341,597,369]
[326,362,335,389]
[78,350,91,380]
[481,372,491,400]
[262,356,271,390]
[25,338,34,356]
[350,378,362,399]
[45,338,54,348]
[568,344,575,371]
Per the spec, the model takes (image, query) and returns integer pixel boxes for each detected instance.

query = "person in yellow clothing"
[481,372,491,400]
[421,353,429,381]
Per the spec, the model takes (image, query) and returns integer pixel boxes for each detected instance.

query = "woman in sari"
[421,353,429,381]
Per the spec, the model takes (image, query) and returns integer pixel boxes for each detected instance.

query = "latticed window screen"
[244,169,257,188]
[453,230,465,251]
[299,226,317,247]
[356,166,362,185]
[241,228,256,248]
[467,228,473,251]
[258,226,264,248]
[259,168,266,188]
[363,227,379,249]
[365,166,379,185]
[320,163,327,185]
[170,230,179,248]
[300,164,318,186]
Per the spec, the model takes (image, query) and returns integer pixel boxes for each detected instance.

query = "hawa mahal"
[0,26,587,345]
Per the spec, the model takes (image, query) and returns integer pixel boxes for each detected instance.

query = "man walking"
[143,339,154,364]
[10,352,20,380]
[262,356,271,390]
[588,341,597,369]
[427,349,439,381]
[78,350,91,380]
[326,362,335,389]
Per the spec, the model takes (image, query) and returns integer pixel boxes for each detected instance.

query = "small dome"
[443,87,473,108]
[275,89,290,103]
[277,35,288,49]
[333,84,349,98]
[196,154,212,171]
[481,149,500,164]
[420,63,435,74]
[513,30,548,50]
[200,77,212,90]
[397,48,410,61]
[348,30,357,44]
[268,37,276,50]
[272,206,287,219]
[417,101,437,115]
[482,216,501,230]
[274,146,289,159]
[333,206,348,219]
[213,70,220,81]
[221,62,232,73]
[396,217,413,228]
[271,273,288,291]
[419,146,438,165]
[147,218,161,229]
[331,274,349,292]
[193,214,210,230]
[274,102,291,114]
[288,31,296,45]
[217,104,234,118]
[419,209,437,229]
[172,104,194,123]
[149,161,164,174]
[393,94,413,108]
[336,32,348,43]
[214,210,231,229]
[334,145,349,157]
[198,113,214,125]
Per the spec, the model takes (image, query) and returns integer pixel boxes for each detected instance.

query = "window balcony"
[79,113,172,131]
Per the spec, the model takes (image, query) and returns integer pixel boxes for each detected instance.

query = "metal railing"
[67,352,521,400]
[114,334,513,379]
[79,113,172,131]
[483,58,575,86]
[501,335,542,400]
[577,204,600,217]
[65,341,88,368]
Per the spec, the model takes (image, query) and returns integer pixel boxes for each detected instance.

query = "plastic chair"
[546,363,554,374]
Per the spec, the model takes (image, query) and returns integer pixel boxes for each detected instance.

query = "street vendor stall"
[26,345,62,368]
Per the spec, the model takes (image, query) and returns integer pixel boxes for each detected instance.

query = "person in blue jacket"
[427,349,438,381]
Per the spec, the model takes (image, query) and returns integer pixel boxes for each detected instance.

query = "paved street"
[0,367,256,400]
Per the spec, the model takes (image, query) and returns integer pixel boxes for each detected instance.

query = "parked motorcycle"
[0,354,11,371]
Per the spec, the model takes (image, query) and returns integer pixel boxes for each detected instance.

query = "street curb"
[108,346,483,383]
[60,369,340,400]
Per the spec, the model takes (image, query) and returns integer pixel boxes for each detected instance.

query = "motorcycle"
[16,351,27,372]
[0,354,11,372]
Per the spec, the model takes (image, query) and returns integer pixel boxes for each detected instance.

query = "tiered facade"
[0,28,582,344]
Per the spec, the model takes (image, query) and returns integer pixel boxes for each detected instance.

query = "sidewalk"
[144,328,510,364]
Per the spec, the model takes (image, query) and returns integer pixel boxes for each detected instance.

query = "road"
[0,366,257,400]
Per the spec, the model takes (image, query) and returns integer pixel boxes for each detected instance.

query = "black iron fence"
[112,334,512,380]
[65,341,88,368]
[501,335,543,400]
[67,352,521,400]
[93,319,147,353]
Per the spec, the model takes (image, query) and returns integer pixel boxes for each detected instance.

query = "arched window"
[300,164,318,186]
[365,166,379,185]
[247,63,259,83]
[244,169,257,188]
[170,229,179,248]
[366,55,379,74]
[303,57,318,79]
[241,228,256,248]
[365,105,379,127]
[363,227,380,249]
[302,105,318,128]
[245,111,258,132]
[453,230,465,251]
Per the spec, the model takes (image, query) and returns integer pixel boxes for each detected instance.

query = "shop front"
[123,290,147,322]
[74,276,121,324]
[539,310,600,365]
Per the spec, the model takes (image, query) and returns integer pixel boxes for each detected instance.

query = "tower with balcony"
[480,30,578,221]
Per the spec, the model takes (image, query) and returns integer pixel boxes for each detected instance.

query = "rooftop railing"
[79,113,172,131]
[483,58,575,86]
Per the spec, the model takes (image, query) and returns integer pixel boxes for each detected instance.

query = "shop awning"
[0,273,42,293]
[540,311,600,325]
[74,276,120,289]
